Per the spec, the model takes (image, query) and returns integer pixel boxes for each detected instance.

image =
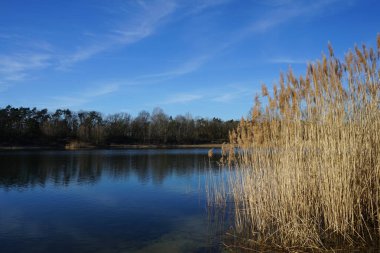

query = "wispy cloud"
[59,0,178,68]
[0,30,58,91]
[0,53,52,88]
[126,0,347,86]
[0,1,180,91]
[158,84,253,106]
[0,81,11,93]
[85,83,120,97]
[59,0,234,70]
[161,93,203,105]
[93,54,213,89]
[59,46,105,68]
[162,0,347,79]
[211,85,254,103]
[234,0,346,39]
[0,33,15,40]
[212,91,252,103]
[269,57,308,64]
[183,0,232,15]
[47,82,120,109]
[48,96,88,108]
[132,54,211,83]
[212,93,239,103]
[0,0,354,97]
[254,0,298,7]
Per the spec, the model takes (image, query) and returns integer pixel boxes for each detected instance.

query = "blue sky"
[0,0,379,119]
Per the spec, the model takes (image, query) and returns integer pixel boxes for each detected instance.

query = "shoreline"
[0,143,224,151]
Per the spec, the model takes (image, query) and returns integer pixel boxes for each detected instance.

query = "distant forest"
[0,106,238,146]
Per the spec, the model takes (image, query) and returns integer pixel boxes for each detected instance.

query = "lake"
[0,149,224,253]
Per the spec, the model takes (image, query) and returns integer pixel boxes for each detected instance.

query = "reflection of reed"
[0,150,221,189]
[206,162,236,252]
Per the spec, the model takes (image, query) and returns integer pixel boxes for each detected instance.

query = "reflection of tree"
[0,151,221,189]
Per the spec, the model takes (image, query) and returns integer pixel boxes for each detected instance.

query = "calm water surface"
[0,149,223,253]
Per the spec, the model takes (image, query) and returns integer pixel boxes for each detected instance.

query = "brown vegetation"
[210,35,380,251]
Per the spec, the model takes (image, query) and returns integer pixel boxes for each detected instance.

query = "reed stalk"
[211,35,380,251]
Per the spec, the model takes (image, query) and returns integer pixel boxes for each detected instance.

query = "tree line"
[0,105,238,146]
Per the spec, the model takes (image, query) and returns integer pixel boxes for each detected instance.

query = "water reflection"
[0,149,223,253]
[0,149,220,190]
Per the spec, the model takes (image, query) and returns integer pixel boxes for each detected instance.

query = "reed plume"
[211,35,380,251]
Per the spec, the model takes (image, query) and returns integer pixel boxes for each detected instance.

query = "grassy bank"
[210,36,380,251]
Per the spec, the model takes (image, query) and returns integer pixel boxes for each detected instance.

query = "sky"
[0,0,379,120]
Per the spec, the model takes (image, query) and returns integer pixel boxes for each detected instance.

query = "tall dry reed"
[212,35,380,251]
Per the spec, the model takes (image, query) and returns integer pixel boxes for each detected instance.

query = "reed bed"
[211,36,380,251]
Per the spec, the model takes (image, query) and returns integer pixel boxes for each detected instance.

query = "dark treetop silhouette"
[0,105,238,147]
